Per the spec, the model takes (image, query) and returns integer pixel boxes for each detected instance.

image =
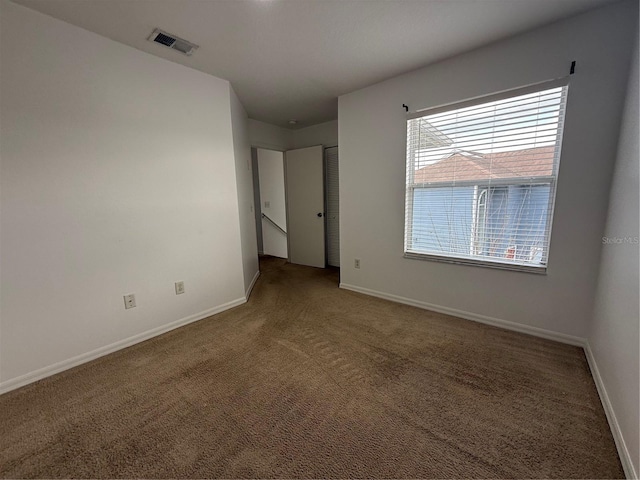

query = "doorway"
[252,145,339,269]
[253,148,288,259]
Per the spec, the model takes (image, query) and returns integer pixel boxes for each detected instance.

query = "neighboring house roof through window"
[413,146,555,184]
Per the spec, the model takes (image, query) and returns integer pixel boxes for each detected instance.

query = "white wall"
[257,149,288,259]
[249,119,338,151]
[588,31,639,479]
[338,1,637,340]
[230,87,260,296]
[248,119,292,151]
[291,120,338,149]
[0,1,245,389]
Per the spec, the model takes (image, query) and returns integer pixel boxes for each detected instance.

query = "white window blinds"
[404,79,569,273]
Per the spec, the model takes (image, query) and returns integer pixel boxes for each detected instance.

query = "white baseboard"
[584,342,637,480]
[339,283,586,346]
[0,297,246,395]
[246,270,260,300]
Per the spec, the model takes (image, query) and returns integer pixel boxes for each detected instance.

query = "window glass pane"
[411,186,475,254]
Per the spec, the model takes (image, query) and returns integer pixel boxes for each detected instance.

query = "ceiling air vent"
[148,29,198,56]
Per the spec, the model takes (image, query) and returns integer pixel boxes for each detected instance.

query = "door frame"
[323,145,339,268]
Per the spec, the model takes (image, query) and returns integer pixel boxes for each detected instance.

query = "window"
[404,79,568,273]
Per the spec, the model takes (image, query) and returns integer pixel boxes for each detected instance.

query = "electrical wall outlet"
[264,201,271,208]
[175,281,185,295]
[354,258,361,269]
[123,294,136,309]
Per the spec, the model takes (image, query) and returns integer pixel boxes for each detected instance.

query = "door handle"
[317,212,323,217]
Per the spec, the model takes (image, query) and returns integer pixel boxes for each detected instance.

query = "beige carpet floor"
[0,257,623,478]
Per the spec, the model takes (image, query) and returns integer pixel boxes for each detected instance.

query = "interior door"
[285,145,325,268]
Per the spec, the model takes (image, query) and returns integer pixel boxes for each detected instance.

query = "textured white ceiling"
[12,0,617,128]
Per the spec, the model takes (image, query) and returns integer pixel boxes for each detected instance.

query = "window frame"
[403,78,569,274]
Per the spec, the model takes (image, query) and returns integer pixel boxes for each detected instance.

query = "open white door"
[285,145,325,268]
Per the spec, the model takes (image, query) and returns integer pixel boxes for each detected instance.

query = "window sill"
[403,251,547,275]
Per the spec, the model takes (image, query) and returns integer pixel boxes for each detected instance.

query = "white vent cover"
[148,29,198,56]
